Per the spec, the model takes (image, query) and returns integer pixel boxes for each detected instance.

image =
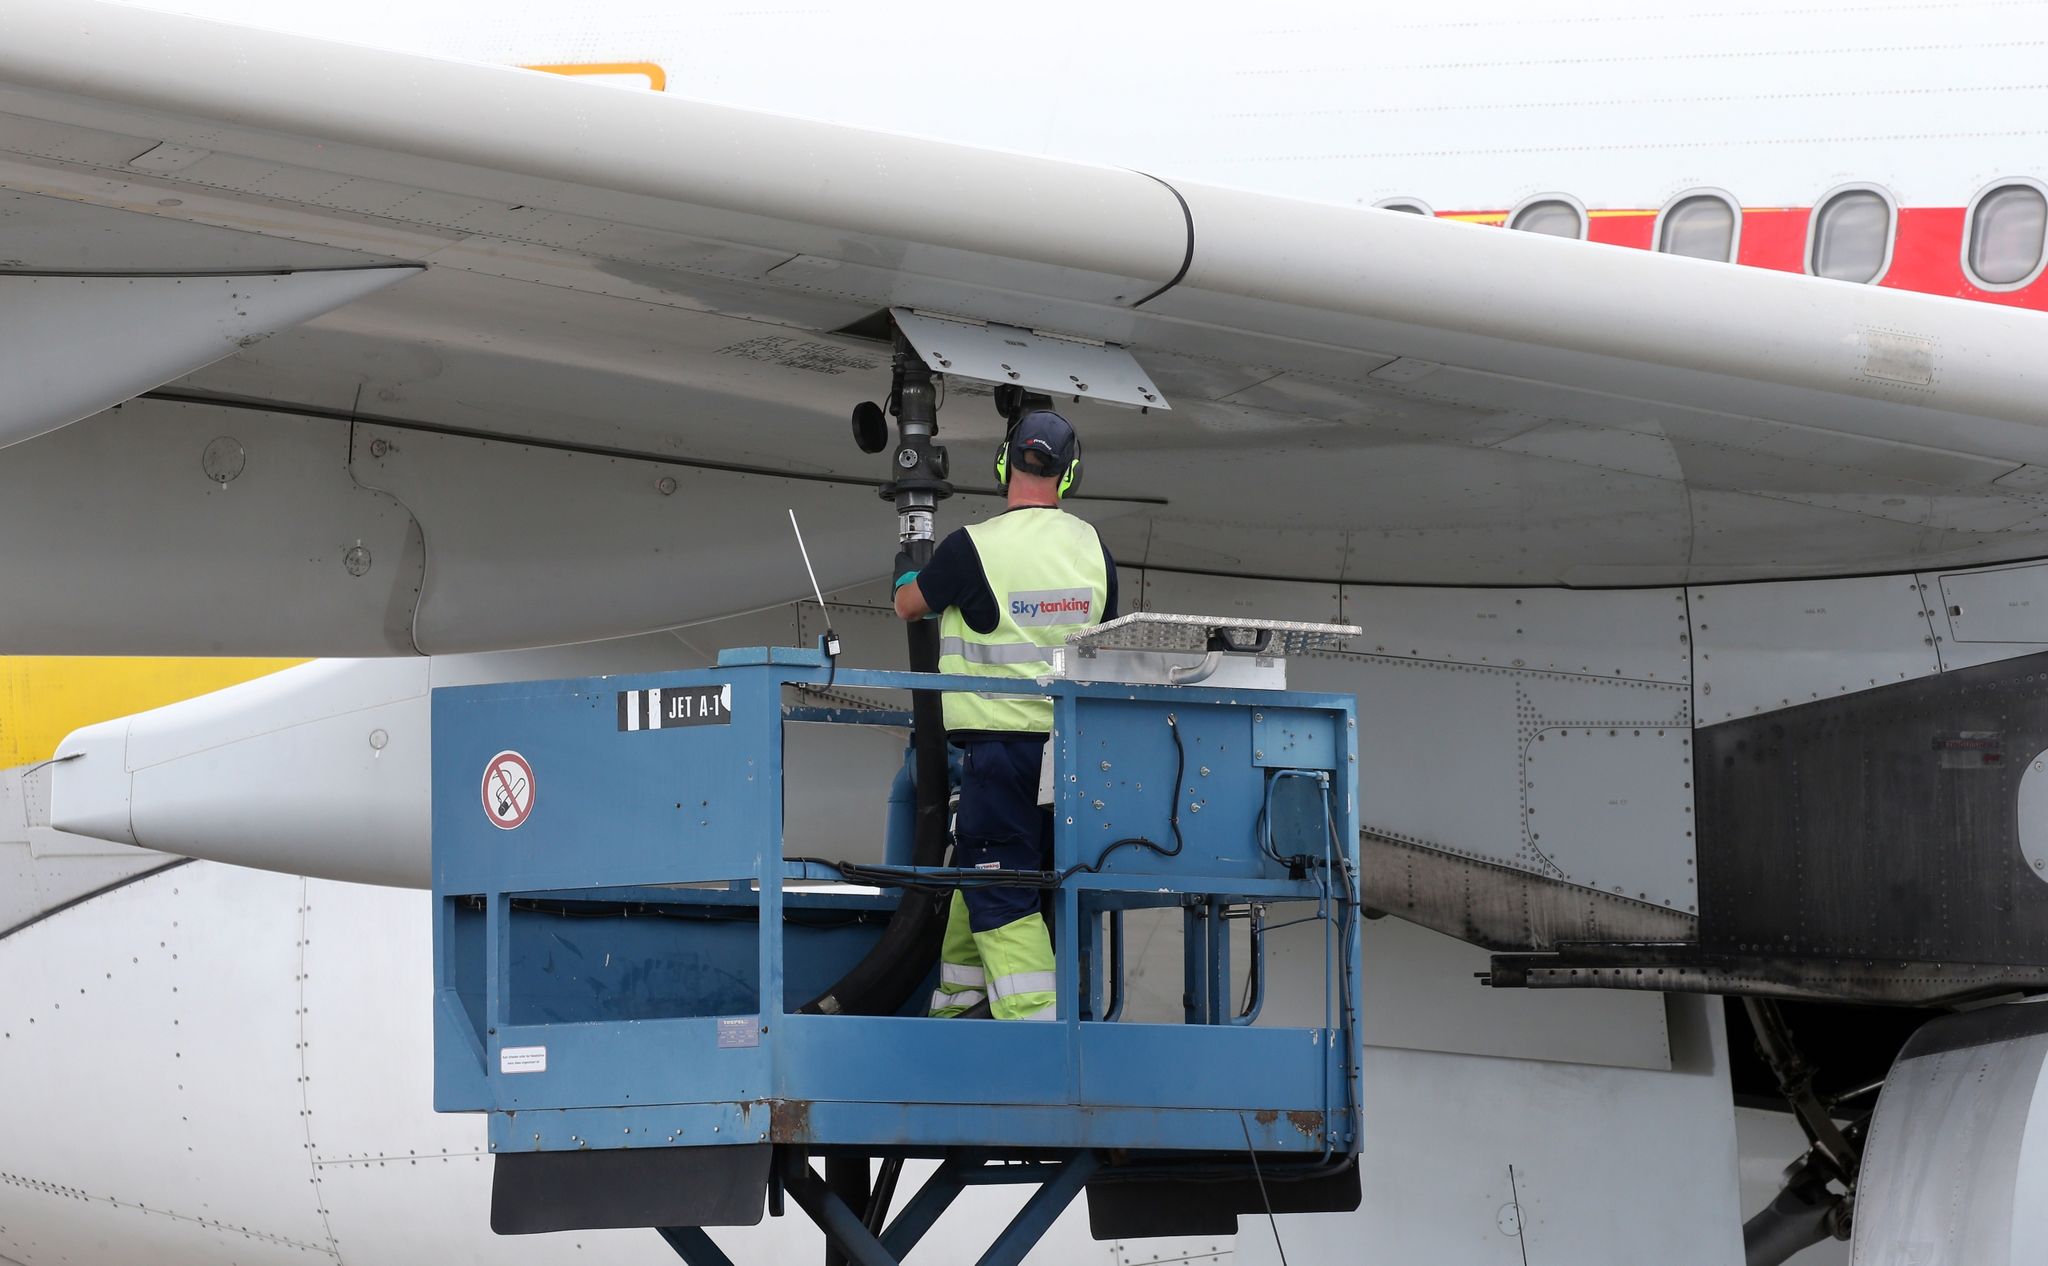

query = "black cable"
[817,861,1066,893]
[1322,782,1362,1159]
[864,1157,903,1236]
[1059,713,1186,880]
[798,714,1190,897]
[494,896,875,929]
[1248,914,1327,935]
[1239,1112,1291,1266]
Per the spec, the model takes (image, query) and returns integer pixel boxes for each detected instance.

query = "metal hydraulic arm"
[1739,998,1863,1266]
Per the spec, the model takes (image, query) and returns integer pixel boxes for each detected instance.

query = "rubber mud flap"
[1084,1160,1360,1240]
[490,1143,770,1233]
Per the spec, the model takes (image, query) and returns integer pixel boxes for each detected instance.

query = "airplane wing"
[3,0,2047,655]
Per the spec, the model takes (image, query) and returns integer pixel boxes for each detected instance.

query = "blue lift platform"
[431,621,1362,1264]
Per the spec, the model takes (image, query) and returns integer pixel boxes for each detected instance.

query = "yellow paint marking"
[0,658,302,768]
[523,62,668,92]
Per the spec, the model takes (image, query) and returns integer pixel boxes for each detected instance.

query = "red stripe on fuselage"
[1442,205,2045,311]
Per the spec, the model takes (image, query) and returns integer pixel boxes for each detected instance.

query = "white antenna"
[788,510,840,659]
[788,509,828,611]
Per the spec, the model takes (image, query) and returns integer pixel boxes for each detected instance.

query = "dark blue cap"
[1010,409,1078,474]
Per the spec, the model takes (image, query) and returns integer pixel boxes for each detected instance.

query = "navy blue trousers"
[952,737,1053,933]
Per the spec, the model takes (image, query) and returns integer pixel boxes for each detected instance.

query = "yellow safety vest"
[937,509,1108,735]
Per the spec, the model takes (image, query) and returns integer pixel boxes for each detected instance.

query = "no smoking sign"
[481,750,535,830]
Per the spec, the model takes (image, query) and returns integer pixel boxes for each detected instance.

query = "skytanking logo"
[1009,588,1093,626]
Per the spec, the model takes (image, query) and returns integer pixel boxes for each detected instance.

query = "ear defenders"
[994,415,1083,497]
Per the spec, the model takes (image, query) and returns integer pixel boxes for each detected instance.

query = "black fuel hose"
[794,565,951,1016]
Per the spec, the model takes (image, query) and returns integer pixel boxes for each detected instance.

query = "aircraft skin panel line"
[0,855,190,943]
[0,266,421,448]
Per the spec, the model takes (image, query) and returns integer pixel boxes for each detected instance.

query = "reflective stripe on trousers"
[940,962,986,989]
[929,893,1056,1020]
[930,892,990,1018]
[988,970,1058,1001]
[972,912,1056,1021]
[988,970,1058,1021]
[929,988,987,1014]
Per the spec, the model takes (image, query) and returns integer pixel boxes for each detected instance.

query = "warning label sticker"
[499,1045,547,1074]
[618,683,734,732]
[1934,731,2005,768]
[715,335,878,376]
[482,751,535,830]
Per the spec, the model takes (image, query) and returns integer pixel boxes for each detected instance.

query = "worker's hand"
[892,549,919,592]
[893,567,933,621]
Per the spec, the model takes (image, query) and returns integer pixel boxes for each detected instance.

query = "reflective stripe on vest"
[938,509,1107,734]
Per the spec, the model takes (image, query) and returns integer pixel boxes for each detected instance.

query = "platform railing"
[431,650,1362,1165]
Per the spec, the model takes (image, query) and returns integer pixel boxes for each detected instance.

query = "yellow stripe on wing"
[522,62,667,91]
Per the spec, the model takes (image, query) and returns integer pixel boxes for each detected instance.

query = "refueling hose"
[796,341,953,1016]
[792,618,951,1015]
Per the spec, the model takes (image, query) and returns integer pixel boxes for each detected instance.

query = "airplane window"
[1809,187,1893,283]
[1658,194,1738,262]
[1966,183,2048,287]
[1509,198,1584,238]
[1376,198,1432,216]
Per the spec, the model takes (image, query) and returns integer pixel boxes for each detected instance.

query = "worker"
[893,408,1115,1020]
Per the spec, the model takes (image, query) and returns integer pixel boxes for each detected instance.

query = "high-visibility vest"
[937,508,1108,735]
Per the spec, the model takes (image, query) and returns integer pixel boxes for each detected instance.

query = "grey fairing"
[47,637,741,887]
[0,268,419,448]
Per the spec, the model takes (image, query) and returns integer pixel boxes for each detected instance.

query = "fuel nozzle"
[879,331,953,558]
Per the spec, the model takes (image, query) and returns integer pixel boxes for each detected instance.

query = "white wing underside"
[2,0,2046,654]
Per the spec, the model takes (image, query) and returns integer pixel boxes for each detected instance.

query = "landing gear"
[1739,999,1864,1266]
